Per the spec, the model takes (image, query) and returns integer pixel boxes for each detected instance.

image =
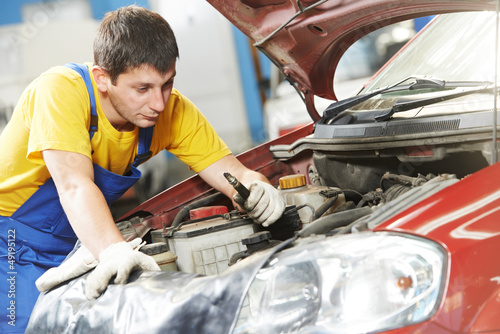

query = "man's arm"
[198,154,285,226]
[42,149,125,258]
[40,149,160,299]
[197,155,269,201]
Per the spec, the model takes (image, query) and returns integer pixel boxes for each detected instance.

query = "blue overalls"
[0,63,154,333]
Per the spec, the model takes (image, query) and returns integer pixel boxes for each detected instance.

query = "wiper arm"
[374,85,495,122]
[320,76,492,123]
[321,76,416,122]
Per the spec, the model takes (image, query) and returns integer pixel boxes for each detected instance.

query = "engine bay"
[122,148,479,276]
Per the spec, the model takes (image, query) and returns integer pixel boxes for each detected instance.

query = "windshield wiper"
[321,76,417,123]
[374,85,495,122]
[320,76,492,123]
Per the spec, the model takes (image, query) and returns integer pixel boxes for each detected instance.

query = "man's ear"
[91,66,110,93]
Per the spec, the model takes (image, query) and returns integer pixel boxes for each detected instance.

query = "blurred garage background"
[0,0,431,217]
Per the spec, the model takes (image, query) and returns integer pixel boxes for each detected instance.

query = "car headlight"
[232,231,447,334]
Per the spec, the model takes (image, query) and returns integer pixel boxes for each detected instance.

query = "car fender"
[469,284,500,332]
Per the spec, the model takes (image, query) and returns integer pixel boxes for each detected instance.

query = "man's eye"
[137,87,148,92]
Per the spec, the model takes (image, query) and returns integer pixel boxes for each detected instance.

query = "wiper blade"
[320,76,492,123]
[374,85,495,122]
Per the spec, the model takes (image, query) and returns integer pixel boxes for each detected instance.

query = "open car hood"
[207,0,495,119]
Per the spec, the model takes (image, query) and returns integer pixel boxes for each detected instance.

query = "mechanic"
[0,5,285,333]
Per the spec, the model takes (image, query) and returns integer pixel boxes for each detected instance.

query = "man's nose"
[149,88,167,112]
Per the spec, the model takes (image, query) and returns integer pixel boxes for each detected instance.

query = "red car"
[28,1,500,333]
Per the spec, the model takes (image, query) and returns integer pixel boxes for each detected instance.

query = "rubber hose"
[312,193,339,220]
[170,192,226,229]
[343,189,363,204]
[298,206,373,238]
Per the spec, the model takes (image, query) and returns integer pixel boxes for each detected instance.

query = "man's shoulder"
[169,88,183,102]
[37,64,87,85]
[168,88,199,113]
[23,64,90,103]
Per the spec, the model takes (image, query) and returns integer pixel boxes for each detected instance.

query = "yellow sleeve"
[26,67,92,164]
[0,66,93,216]
[154,90,232,173]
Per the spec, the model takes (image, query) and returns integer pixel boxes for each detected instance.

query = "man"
[0,5,285,333]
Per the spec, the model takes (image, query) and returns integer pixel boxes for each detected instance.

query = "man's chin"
[137,118,158,128]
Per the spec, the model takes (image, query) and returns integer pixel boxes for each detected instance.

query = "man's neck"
[98,91,135,132]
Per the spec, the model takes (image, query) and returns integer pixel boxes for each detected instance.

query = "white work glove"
[36,241,99,293]
[35,238,147,293]
[85,238,160,300]
[233,180,286,227]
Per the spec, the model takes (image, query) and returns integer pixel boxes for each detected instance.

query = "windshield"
[365,11,497,92]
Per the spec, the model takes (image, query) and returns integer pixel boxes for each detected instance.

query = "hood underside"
[207,0,495,106]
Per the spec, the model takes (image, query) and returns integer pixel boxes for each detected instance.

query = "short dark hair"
[93,5,179,84]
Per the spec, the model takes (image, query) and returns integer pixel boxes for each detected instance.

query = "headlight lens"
[232,232,447,334]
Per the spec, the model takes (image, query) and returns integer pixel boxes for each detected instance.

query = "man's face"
[101,63,176,131]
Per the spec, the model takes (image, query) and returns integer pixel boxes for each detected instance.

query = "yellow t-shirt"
[0,64,231,216]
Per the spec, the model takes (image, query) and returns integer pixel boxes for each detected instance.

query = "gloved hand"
[233,180,285,227]
[35,238,146,293]
[36,241,99,292]
[85,238,160,300]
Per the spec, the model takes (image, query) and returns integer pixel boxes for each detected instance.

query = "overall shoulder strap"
[64,63,98,139]
[132,126,154,167]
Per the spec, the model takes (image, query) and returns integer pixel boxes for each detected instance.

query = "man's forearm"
[43,149,125,258]
[58,177,125,258]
